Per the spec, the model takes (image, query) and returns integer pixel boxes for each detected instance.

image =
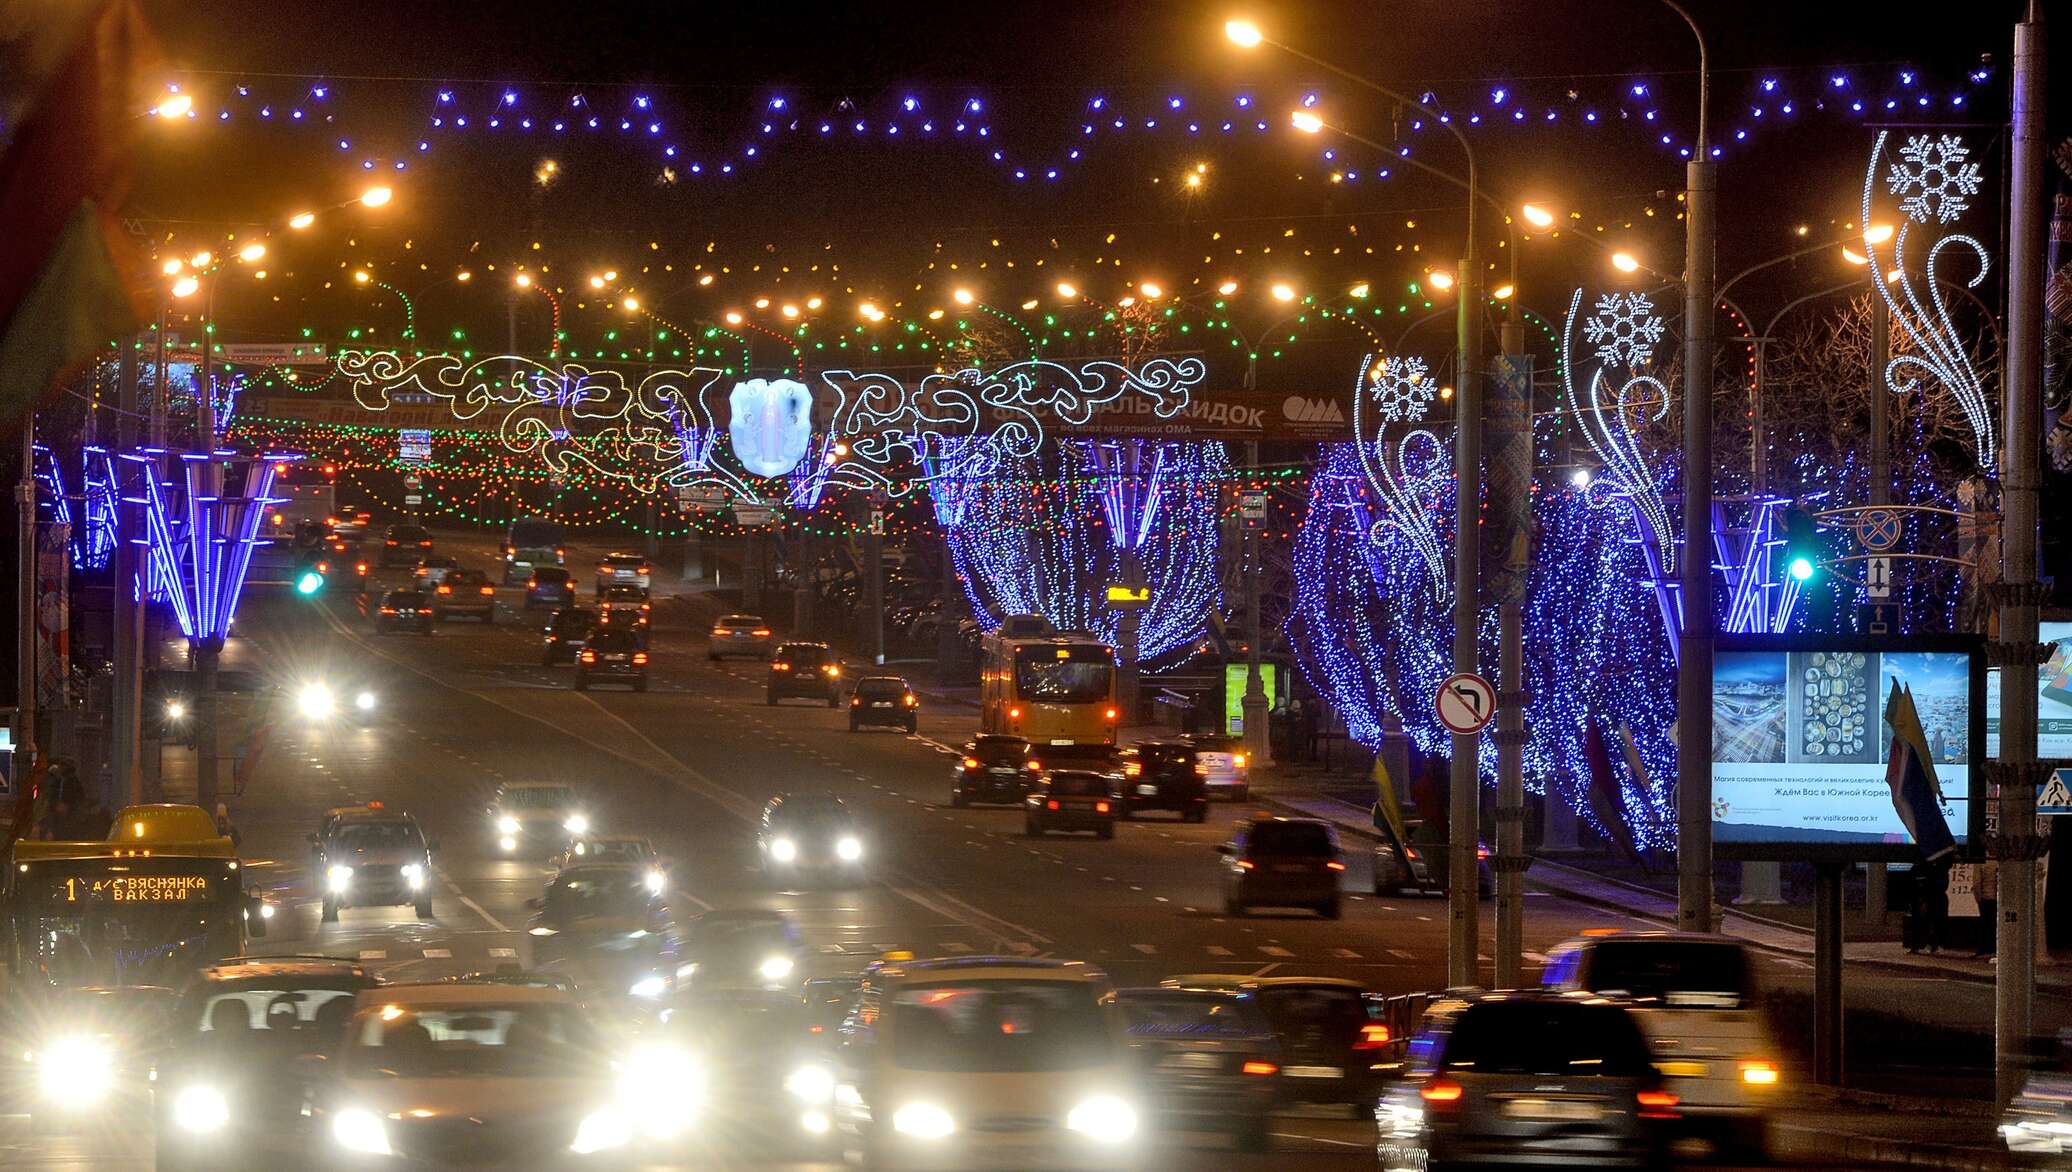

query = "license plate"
[603,654,627,662]
[1284,1065,1343,1079]
[1159,1052,1223,1071]
[990,769,1016,777]
[1275,863,1314,873]
[1656,1060,1708,1078]
[872,702,893,708]
[1136,784,1159,796]
[1049,739,1073,746]
[1502,1099,1602,1121]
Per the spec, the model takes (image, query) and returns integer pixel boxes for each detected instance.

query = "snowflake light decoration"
[1366,354,1437,423]
[1886,133,1982,224]
[1581,292,1665,368]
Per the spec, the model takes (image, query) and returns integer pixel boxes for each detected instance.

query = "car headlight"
[628,975,667,999]
[564,814,590,835]
[496,815,520,834]
[39,1037,112,1099]
[354,690,377,712]
[758,954,795,982]
[498,836,517,852]
[401,863,425,889]
[569,1106,634,1154]
[1065,1094,1138,1143]
[165,700,187,722]
[785,1063,836,1104]
[892,1101,956,1140]
[835,836,864,862]
[331,1107,393,1155]
[326,865,354,894]
[297,683,334,719]
[644,868,665,893]
[617,1043,702,1136]
[768,837,798,863]
[172,1084,230,1133]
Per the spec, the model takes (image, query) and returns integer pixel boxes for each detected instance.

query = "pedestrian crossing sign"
[2039,769,2072,817]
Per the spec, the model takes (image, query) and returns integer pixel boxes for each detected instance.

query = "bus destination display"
[53,874,212,903]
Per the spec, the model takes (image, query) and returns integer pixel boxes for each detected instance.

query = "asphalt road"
[0,533,2019,1169]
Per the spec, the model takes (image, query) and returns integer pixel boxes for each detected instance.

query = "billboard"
[1712,634,1985,862]
[1985,621,2072,760]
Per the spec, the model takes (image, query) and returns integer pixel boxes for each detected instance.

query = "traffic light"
[1779,506,1822,583]
[296,569,325,595]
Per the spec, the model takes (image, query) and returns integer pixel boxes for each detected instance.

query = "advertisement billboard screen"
[1985,621,2072,760]
[1712,634,1985,861]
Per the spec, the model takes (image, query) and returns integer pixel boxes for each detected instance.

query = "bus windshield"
[508,519,565,552]
[9,858,243,989]
[1014,646,1114,703]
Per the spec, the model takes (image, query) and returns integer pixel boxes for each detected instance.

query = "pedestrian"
[214,802,242,848]
[1904,859,1949,954]
[1974,857,1999,957]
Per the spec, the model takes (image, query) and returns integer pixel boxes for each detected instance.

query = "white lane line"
[488,948,517,959]
[422,948,452,959]
[1131,944,1158,955]
[671,885,715,913]
[358,950,387,960]
[433,865,508,932]
[1328,948,1362,959]
[1258,945,1295,958]
[1270,1129,1370,1149]
[1206,945,1235,957]
[1387,948,1415,959]
[1249,963,1282,977]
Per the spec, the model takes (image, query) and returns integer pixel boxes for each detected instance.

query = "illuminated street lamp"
[1223,18,1264,47]
[1289,110,1324,134]
[359,185,393,208]
[153,93,193,119]
[1610,251,1642,274]
[1520,203,1556,229]
[1269,282,1297,302]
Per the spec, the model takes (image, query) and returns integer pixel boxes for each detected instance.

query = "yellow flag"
[1371,750,1410,849]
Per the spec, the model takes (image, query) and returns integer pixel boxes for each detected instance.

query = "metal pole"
[1448,238,1484,988]
[15,417,38,786]
[1750,339,1768,495]
[868,503,885,667]
[1670,0,1717,935]
[113,339,143,807]
[193,283,221,814]
[1865,294,1893,921]
[1242,433,1269,759]
[151,301,168,447]
[1494,320,1528,990]
[1814,861,1845,1085]
[1997,0,2047,1104]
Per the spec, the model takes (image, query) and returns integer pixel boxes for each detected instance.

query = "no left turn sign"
[1435,672,1497,736]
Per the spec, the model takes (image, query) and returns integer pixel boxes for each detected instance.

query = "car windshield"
[1247,822,1335,856]
[889,981,1112,1073]
[503,787,576,810]
[544,872,651,919]
[192,985,364,1048]
[1440,1001,1654,1077]
[384,591,425,606]
[390,527,428,541]
[604,555,643,567]
[1014,646,1113,703]
[551,610,593,629]
[603,586,644,601]
[777,645,829,665]
[719,616,763,630]
[1116,993,1269,1040]
[856,679,907,697]
[588,630,638,652]
[1582,941,1749,1007]
[1049,773,1111,797]
[774,803,852,831]
[1137,746,1193,766]
[573,840,649,863]
[1190,735,1239,753]
[343,1003,602,1078]
[335,822,422,850]
[972,737,1030,763]
[533,568,569,583]
[1253,986,1369,1038]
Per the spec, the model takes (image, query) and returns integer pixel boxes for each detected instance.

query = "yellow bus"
[979,616,1121,750]
[5,804,262,992]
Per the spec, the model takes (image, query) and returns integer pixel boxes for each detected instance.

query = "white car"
[1540,930,1782,1158]
[595,552,651,595]
[1182,734,1250,800]
[829,957,1141,1170]
[709,614,774,660]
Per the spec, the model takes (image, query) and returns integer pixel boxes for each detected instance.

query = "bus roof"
[12,804,237,862]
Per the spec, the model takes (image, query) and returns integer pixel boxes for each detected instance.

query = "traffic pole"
[112,338,144,807]
[1447,246,1484,990]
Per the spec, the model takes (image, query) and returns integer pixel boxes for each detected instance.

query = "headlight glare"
[564,814,590,834]
[496,816,520,834]
[628,975,667,999]
[835,836,863,862]
[326,865,354,893]
[1066,1094,1138,1142]
[785,1063,836,1103]
[401,863,425,888]
[769,837,798,863]
[354,690,377,712]
[570,1107,634,1154]
[297,683,335,718]
[644,868,665,893]
[332,1107,393,1155]
[758,954,795,982]
[892,1101,956,1140]
[40,1037,113,1099]
[172,1084,230,1132]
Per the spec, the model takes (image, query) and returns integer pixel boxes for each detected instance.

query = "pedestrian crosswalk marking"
[1131,944,1158,955]
[1206,945,1235,957]
[1259,945,1294,958]
[358,950,386,960]
[487,948,516,958]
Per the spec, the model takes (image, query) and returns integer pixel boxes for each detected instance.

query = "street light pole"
[1663,0,1718,936]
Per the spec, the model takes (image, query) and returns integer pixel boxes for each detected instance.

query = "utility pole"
[1491,313,1530,989]
[1241,436,1268,759]
[1448,236,1484,989]
[1866,291,1893,921]
[1668,0,1718,936]
[15,416,38,795]
[1995,0,2049,1104]
[867,496,885,666]
[193,284,223,815]
[112,339,144,807]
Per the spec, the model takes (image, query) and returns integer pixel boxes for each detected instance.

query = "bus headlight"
[40,1037,113,1099]
[563,814,590,835]
[326,865,354,893]
[785,1063,836,1104]
[892,1101,956,1140]
[496,816,520,835]
[644,868,665,893]
[401,863,425,889]
[172,1084,231,1132]
[628,975,667,999]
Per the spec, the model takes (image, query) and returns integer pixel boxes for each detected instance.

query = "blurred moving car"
[1162,975,1391,1109]
[380,523,432,566]
[1376,991,1676,1172]
[2003,1030,2072,1160]
[1372,818,1494,898]
[525,565,576,609]
[1112,986,1279,1151]
[432,568,497,623]
[551,835,661,875]
[830,956,1141,1170]
[662,990,831,1153]
[1540,931,1780,1157]
[768,642,842,706]
[306,984,657,1167]
[709,614,774,660]
[758,793,867,885]
[541,606,595,665]
[1114,741,1209,822]
[488,781,590,854]
[849,675,920,733]
[17,984,176,1133]
[594,551,651,596]
[1025,769,1121,839]
[1218,816,1344,918]
[595,583,652,631]
[372,588,434,635]
[1182,733,1250,801]
[411,553,459,587]
[525,863,678,1002]
[950,734,1042,807]
[310,805,437,922]
[575,627,649,692]
[680,908,807,991]
[151,957,381,1171]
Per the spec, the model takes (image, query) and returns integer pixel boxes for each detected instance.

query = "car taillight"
[1419,1079,1463,1105]
[1326,860,1347,871]
[638,565,651,575]
[530,579,540,588]
[386,539,397,546]
[632,652,648,665]
[481,586,496,595]
[1009,707,1022,720]
[1104,707,1119,720]
[355,562,368,574]
[823,665,840,677]
[1232,753,1248,768]
[1241,1061,1278,1076]
[419,540,432,547]
[772,662,790,671]
[1235,858,1255,870]
[580,651,596,663]
[1354,1023,1392,1050]
[962,757,981,769]
[555,547,565,557]
[1095,801,1110,814]
[1124,763,1141,777]
[1739,1060,1780,1085]
[751,628,771,636]
[1194,764,1209,775]
[711,627,728,637]
[1046,799,1060,811]
[851,697,861,706]
[316,560,330,573]
[379,607,397,615]
[1477,845,1490,860]
[1636,1090,1680,1118]
[903,694,917,707]
[437,585,452,594]
[1026,760,1041,771]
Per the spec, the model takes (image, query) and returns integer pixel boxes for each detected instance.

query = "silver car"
[709,614,773,660]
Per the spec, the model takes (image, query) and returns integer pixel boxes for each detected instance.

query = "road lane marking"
[1329,948,1361,959]
[434,865,508,932]
[358,950,387,960]
[1258,945,1294,958]
[1131,944,1157,955]
[1249,963,1281,977]
[423,948,452,959]
[1206,945,1235,957]
[1387,948,1414,959]
[488,948,516,958]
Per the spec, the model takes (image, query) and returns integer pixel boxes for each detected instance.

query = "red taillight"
[751,628,772,636]
[1477,845,1490,860]
[1104,707,1119,720]
[1009,707,1022,720]
[903,694,917,706]
[1354,1023,1392,1050]
[962,757,981,769]
[1241,1060,1278,1076]
[632,652,648,665]
[437,585,452,594]
[711,627,729,637]
[355,562,368,574]
[851,697,861,706]
[529,579,539,588]
[419,540,432,547]
[772,662,790,671]
[1636,1090,1680,1118]
[555,547,565,557]
[1326,860,1347,871]
[1235,858,1255,870]
[386,539,398,546]
[1194,763,1209,776]
[1419,1079,1463,1105]
[1124,763,1142,777]
[1026,760,1042,771]
[1046,799,1060,811]
[481,586,496,595]
[379,607,397,615]
[580,651,596,663]
[638,565,650,575]
[316,561,330,573]
[1095,801,1110,814]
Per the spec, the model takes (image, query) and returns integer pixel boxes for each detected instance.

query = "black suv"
[380,523,432,566]
[950,734,1040,806]
[767,642,841,706]
[309,806,437,921]
[1024,768,1121,838]
[541,605,595,665]
[152,957,382,1171]
[848,675,918,732]
[372,588,433,635]
[1116,740,1209,822]
[576,627,648,691]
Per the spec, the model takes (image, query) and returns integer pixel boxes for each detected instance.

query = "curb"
[1773,1122,2009,1171]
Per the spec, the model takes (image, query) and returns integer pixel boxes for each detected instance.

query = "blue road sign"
[1856,509,1902,553]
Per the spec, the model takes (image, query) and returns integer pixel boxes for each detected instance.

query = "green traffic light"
[296,571,325,595]
[1788,556,1815,582]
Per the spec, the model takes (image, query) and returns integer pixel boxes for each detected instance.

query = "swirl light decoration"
[1861,129,1995,469]
[1349,351,1450,601]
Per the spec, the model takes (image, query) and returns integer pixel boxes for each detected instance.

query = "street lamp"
[1610,251,1642,274]
[153,93,193,119]
[1269,282,1296,303]
[1289,110,1324,134]
[1520,203,1556,229]
[1223,18,1264,47]
[288,212,315,230]
[359,185,393,208]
